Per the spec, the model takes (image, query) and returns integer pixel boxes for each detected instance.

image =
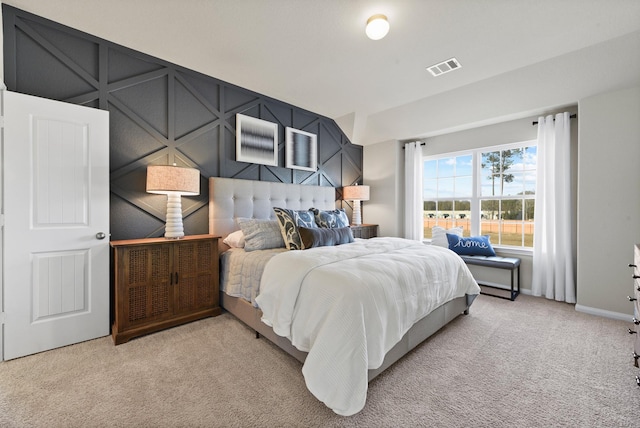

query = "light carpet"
[1,294,639,427]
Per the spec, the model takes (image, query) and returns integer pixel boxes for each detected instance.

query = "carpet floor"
[1,294,639,427]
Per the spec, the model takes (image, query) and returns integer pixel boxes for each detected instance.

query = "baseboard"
[479,281,630,321]
[476,281,532,295]
[481,288,631,321]
[575,304,631,322]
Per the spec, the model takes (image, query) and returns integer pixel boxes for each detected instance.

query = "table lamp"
[342,184,370,225]
[146,164,200,239]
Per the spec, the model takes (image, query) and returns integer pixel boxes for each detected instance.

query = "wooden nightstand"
[110,234,221,345]
[350,224,379,239]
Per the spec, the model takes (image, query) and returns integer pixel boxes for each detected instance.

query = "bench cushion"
[460,255,521,269]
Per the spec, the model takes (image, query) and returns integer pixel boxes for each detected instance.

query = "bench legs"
[477,265,520,301]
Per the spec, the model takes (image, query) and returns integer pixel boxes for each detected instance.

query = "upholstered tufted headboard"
[208,177,337,242]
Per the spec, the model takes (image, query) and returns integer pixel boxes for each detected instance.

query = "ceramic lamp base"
[351,200,362,225]
[164,193,185,239]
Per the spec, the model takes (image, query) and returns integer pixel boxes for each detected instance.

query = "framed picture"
[285,127,317,171]
[236,114,278,166]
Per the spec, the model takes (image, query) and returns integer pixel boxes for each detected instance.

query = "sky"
[423,146,537,203]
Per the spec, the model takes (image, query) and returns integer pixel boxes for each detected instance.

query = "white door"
[2,90,110,360]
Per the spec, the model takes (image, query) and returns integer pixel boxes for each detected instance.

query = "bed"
[208,177,480,416]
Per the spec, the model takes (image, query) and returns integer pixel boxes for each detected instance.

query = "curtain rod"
[401,142,426,150]
[532,114,576,126]
[402,114,577,145]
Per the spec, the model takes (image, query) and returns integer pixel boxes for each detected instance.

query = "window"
[424,154,473,237]
[423,141,536,248]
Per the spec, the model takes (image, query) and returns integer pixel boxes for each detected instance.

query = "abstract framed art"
[285,127,317,171]
[236,114,278,166]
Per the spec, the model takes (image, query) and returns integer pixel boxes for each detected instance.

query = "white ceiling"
[4,0,640,145]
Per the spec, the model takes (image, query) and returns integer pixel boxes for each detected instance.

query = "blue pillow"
[273,207,317,250]
[446,234,496,256]
[310,208,350,228]
[298,226,354,248]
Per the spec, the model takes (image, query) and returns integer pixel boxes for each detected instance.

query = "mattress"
[256,237,480,416]
[220,247,286,306]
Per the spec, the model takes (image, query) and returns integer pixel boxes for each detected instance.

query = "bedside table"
[110,234,222,345]
[350,224,378,239]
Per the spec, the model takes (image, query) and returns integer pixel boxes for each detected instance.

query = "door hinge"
[0,312,5,325]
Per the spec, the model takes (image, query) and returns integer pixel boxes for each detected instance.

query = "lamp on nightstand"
[342,184,370,225]
[146,164,200,239]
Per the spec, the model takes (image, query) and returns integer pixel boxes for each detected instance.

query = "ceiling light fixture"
[365,14,389,40]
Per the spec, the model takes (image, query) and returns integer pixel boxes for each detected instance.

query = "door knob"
[96,232,106,240]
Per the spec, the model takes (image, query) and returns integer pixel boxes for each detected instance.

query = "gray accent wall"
[2,5,363,240]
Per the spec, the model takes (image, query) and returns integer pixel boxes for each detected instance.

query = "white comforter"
[255,237,480,416]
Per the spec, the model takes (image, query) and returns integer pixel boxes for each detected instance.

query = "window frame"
[423,139,536,253]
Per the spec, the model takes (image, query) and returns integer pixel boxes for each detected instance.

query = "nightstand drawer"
[350,224,378,239]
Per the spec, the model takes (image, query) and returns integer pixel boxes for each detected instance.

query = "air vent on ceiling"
[427,58,462,77]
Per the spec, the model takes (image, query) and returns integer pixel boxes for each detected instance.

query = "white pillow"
[431,226,463,247]
[223,230,245,248]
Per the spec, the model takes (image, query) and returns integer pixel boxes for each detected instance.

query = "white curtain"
[532,112,575,303]
[404,142,424,241]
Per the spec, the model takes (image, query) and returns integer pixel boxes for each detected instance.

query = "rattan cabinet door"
[173,239,218,316]
[121,243,173,328]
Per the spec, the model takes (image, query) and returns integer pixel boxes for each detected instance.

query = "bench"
[460,255,521,301]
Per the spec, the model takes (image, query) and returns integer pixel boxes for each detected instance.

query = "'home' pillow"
[446,233,496,257]
[431,226,463,247]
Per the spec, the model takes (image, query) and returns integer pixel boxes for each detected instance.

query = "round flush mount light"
[365,14,389,40]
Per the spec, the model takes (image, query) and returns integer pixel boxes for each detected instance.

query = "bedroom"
[0,0,639,426]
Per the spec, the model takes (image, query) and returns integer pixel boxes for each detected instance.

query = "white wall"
[363,139,403,237]
[363,31,640,145]
[365,86,640,320]
[0,6,4,360]
[576,85,640,319]
[362,115,548,239]
[364,106,579,297]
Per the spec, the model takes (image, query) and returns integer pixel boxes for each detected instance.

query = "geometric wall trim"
[3,5,363,240]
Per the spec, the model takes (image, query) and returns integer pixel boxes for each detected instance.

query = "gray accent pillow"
[273,207,317,250]
[236,218,285,252]
[311,208,350,228]
[299,226,354,249]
